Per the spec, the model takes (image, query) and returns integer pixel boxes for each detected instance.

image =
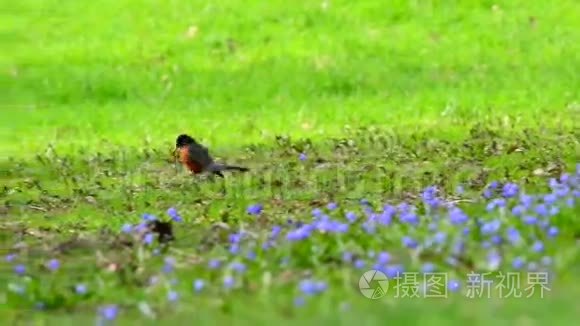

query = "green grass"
[1,0,580,324]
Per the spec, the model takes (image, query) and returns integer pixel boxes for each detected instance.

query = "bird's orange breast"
[178,147,203,173]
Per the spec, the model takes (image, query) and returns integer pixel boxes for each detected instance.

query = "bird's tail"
[209,163,249,173]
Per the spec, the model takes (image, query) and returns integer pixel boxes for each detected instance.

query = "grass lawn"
[1,0,580,324]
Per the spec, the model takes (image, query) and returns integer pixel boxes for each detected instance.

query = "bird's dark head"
[175,134,196,148]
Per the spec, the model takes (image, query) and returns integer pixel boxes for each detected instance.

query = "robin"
[174,134,249,178]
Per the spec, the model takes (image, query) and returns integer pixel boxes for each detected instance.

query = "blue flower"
[294,296,306,307]
[345,211,357,223]
[532,241,544,253]
[120,224,132,233]
[229,244,240,254]
[5,253,16,263]
[299,153,307,161]
[456,185,465,195]
[163,257,176,273]
[377,252,391,265]
[230,262,246,273]
[511,205,525,216]
[535,204,548,217]
[75,284,87,295]
[547,226,559,238]
[487,250,502,270]
[402,236,418,249]
[270,226,282,239]
[385,264,404,278]
[327,202,338,210]
[353,259,366,269]
[47,259,60,271]
[229,232,243,244]
[400,211,419,225]
[502,183,519,198]
[98,305,119,321]
[299,279,326,296]
[247,204,263,215]
[448,207,468,225]
[167,207,183,222]
[421,262,435,273]
[286,225,312,241]
[541,256,552,266]
[143,233,155,245]
[142,214,157,222]
[433,232,447,245]
[506,228,521,245]
[223,275,235,289]
[528,262,538,271]
[193,279,204,292]
[520,194,534,208]
[448,279,461,292]
[512,257,525,269]
[208,259,221,269]
[481,219,501,235]
[342,251,353,263]
[543,194,557,205]
[312,208,323,218]
[167,290,179,302]
[522,215,537,225]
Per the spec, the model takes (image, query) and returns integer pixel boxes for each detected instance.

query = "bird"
[174,134,249,178]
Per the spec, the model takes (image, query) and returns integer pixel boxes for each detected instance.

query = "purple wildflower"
[402,236,418,249]
[208,259,221,269]
[193,279,204,292]
[223,275,235,289]
[294,296,306,306]
[247,204,263,215]
[512,257,524,270]
[502,183,519,198]
[481,219,501,235]
[163,257,175,273]
[230,262,246,273]
[47,259,60,271]
[385,264,404,278]
[400,211,419,225]
[543,194,557,205]
[421,262,435,273]
[14,264,25,275]
[506,228,522,245]
[522,215,537,225]
[448,279,461,292]
[541,256,552,266]
[299,279,326,296]
[299,153,307,161]
[342,251,353,263]
[75,284,87,295]
[377,252,391,265]
[5,253,16,263]
[167,290,179,302]
[511,205,525,216]
[487,250,502,270]
[448,207,468,225]
[142,214,157,222]
[547,226,559,238]
[167,207,183,222]
[345,211,357,223]
[535,204,548,217]
[143,233,155,245]
[532,241,544,253]
[98,305,119,321]
[327,202,338,210]
[120,224,132,233]
[354,259,366,269]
